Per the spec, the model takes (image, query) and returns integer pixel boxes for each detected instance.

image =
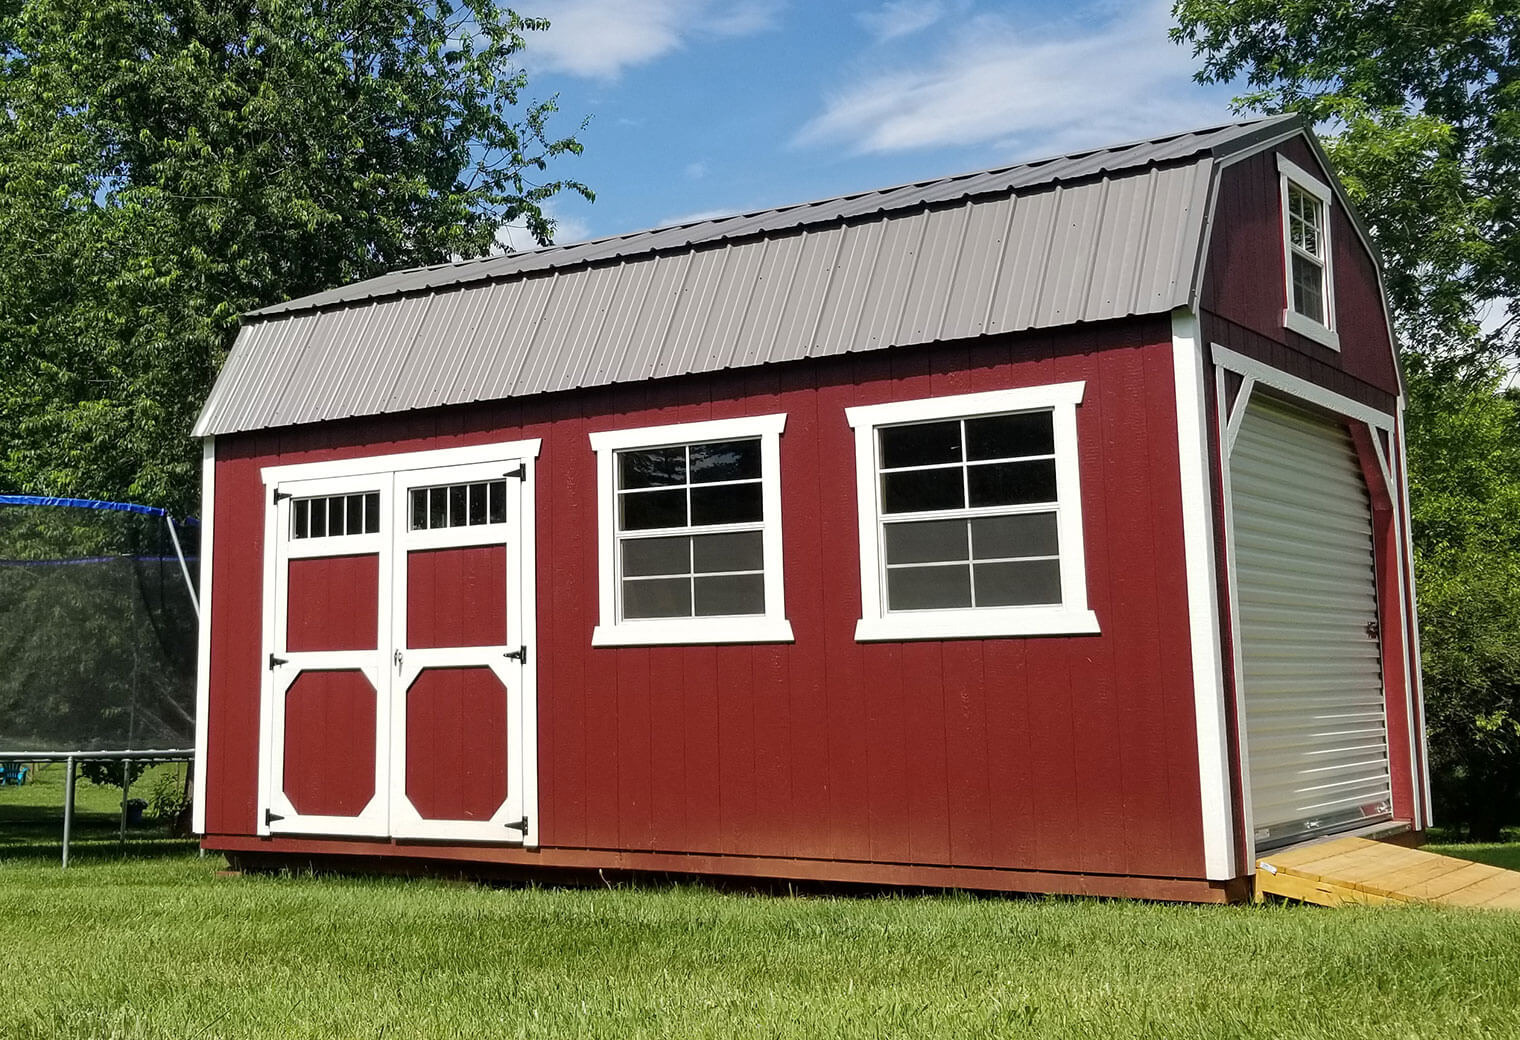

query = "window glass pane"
[1292,253,1325,324]
[971,512,1059,560]
[887,564,972,610]
[882,468,964,514]
[967,459,1057,507]
[489,480,506,524]
[328,496,345,534]
[619,446,686,489]
[691,530,764,573]
[410,489,427,531]
[448,484,467,526]
[364,492,380,533]
[690,483,763,526]
[468,483,488,525]
[622,536,692,577]
[345,494,365,535]
[880,420,962,469]
[694,574,765,616]
[690,439,761,483]
[965,412,1054,460]
[309,502,327,538]
[883,519,969,565]
[429,487,448,529]
[623,577,692,619]
[620,489,688,531]
[974,559,1062,607]
[293,499,309,539]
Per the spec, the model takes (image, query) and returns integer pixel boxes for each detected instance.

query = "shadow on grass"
[0,803,197,863]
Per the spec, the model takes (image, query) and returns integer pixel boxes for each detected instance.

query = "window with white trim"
[1277,154,1339,350]
[590,414,792,646]
[846,384,1098,641]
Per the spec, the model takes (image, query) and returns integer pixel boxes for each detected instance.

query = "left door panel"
[260,474,392,837]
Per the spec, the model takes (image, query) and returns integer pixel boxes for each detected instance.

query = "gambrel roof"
[196,114,1312,437]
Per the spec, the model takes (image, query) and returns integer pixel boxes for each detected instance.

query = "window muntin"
[291,492,380,539]
[590,413,791,646]
[1286,183,1327,325]
[616,439,766,619]
[846,384,1097,641]
[408,480,506,531]
[877,412,1062,612]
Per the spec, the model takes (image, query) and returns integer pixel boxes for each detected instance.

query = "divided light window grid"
[878,411,1062,611]
[1287,183,1327,325]
[291,492,380,539]
[409,480,507,531]
[615,439,765,620]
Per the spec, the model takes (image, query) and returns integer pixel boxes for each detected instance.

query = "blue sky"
[501,0,1242,249]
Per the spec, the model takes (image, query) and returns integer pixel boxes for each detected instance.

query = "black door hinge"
[268,653,288,669]
[505,817,528,833]
[272,487,291,503]
[265,809,285,825]
[503,645,528,665]
[504,464,526,481]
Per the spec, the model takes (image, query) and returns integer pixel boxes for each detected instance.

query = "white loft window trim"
[846,383,1099,642]
[590,413,793,647]
[1277,153,1340,351]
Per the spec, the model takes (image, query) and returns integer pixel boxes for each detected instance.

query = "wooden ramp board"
[1256,837,1520,909]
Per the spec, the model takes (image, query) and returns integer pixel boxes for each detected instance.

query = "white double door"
[257,449,536,844]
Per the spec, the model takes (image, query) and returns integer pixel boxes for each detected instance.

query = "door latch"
[393,648,404,671]
[504,646,528,665]
[1365,619,1380,639]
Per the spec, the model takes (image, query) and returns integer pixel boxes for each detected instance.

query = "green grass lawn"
[4,770,1520,1039]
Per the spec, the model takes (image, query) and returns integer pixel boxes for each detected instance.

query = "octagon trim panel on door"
[256,441,541,845]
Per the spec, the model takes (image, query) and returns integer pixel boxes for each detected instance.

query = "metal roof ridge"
[248,113,1300,321]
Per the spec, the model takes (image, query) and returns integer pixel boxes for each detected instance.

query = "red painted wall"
[1200,138,1400,408]
[204,316,1211,882]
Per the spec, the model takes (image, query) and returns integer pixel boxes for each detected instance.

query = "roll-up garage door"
[1231,396,1391,850]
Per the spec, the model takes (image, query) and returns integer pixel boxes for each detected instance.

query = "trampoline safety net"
[0,497,199,753]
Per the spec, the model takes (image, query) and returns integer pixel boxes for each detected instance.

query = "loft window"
[408,480,507,531]
[846,384,1098,641]
[291,492,380,539]
[1277,154,1339,350]
[590,414,792,646]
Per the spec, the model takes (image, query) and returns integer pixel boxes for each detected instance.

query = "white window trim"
[589,413,793,647]
[845,383,1099,642]
[1277,153,1340,351]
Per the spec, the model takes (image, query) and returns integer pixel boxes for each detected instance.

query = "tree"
[1172,0,1520,835]
[0,0,589,516]
[1171,1,1517,364]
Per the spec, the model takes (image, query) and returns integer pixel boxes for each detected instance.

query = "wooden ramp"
[1255,837,1520,909]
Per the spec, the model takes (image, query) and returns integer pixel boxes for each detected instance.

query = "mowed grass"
[3,772,1520,1039]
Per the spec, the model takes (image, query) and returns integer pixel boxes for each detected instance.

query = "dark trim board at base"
[204,836,1249,904]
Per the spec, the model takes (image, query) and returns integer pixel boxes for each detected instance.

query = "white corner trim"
[1211,344,1394,431]
[847,382,1097,642]
[589,412,791,647]
[191,437,215,837]
[1172,310,1235,881]
[1397,399,1433,824]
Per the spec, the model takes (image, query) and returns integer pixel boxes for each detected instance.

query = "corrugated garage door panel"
[1232,397,1392,850]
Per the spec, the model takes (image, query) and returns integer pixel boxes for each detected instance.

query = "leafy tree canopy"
[1172,0,1518,363]
[0,0,589,515]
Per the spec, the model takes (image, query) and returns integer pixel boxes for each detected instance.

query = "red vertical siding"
[406,545,507,649]
[286,555,379,652]
[204,317,1209,882]
[282,670,377,817]
[404,666,509,821]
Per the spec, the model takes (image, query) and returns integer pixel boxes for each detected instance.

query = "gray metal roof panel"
[195,116,1307,437]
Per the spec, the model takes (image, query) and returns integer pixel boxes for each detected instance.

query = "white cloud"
[529,0,782,80]
[858,0,946,42]
[685,160,710,180]
[492,198,594,254]
[797,3,1229,157]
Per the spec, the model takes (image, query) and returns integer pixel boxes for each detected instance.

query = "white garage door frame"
[1211,345,1420,870]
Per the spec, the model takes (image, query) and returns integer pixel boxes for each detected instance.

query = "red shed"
[191,115,1428,902]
